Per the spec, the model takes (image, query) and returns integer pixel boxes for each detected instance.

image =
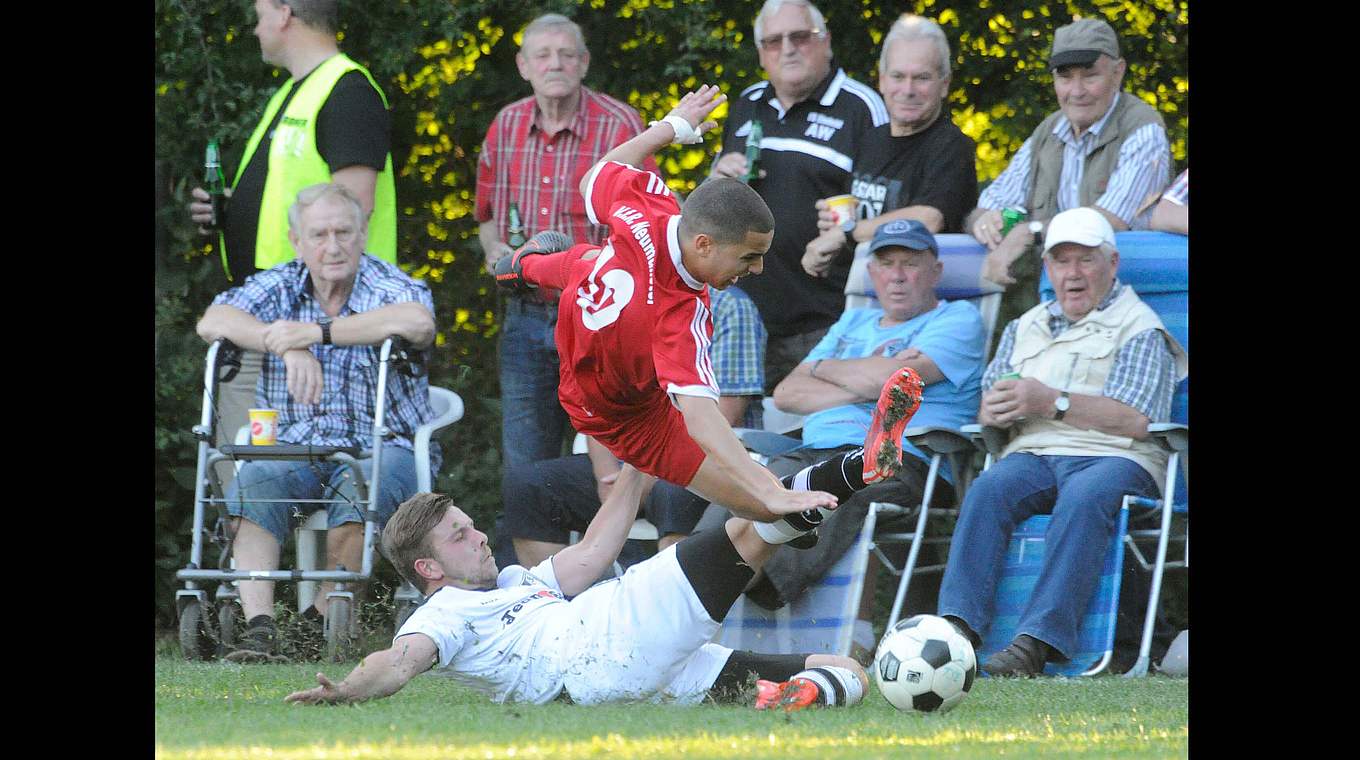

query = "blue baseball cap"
[868,219,938,257]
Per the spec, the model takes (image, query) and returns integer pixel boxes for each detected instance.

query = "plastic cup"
[249,408,279,445]
[825,194,858,232]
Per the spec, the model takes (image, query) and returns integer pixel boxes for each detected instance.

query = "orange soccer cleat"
[862,367,925,484]
[754,677,820,712]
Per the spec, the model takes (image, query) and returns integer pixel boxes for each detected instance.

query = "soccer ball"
[873,614,977,713]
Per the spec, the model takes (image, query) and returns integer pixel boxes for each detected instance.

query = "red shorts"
[562,389,707,487]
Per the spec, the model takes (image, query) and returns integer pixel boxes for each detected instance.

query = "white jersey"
[394,546,735,705]
[395,558,572,704]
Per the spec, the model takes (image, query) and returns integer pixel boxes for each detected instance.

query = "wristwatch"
[318,315,333,346]
[1053,391,1070,421]
[1028,220,1044,241]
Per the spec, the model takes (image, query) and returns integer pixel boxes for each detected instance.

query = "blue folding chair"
[962,230,1189,677]
[977,508,1130,676]
[723,237,1002,656]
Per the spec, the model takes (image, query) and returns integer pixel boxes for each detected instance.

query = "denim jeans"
[225,444,424,546]
[495,296,570,567]
[937,453,1159,659]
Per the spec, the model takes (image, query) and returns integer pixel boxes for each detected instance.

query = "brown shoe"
[982,635,1049,677]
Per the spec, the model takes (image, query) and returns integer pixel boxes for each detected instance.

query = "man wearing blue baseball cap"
[693,219,987,659]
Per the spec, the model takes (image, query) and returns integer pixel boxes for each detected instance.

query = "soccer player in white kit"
[285,465,870,709]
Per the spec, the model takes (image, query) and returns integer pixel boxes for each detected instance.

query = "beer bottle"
[203,139,227,232]
[742,120,763,184]
[507,202,527,249]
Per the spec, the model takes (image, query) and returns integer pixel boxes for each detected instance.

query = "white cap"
[1043,207,1116,255]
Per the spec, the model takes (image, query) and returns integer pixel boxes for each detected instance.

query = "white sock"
[752,465,836,545]
[794,666,864,707]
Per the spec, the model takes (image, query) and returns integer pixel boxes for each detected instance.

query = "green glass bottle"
[742,120,763,184]
[507,201,527,249]
[204,139,227,232]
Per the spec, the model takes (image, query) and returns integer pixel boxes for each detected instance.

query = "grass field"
[154,653,1188,759]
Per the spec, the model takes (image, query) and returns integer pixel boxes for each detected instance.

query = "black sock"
[780,449,867,501]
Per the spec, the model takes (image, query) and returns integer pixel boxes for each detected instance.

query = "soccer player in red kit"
[497,85,923,545]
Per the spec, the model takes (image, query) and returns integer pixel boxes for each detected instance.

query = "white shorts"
[554,544,734,705]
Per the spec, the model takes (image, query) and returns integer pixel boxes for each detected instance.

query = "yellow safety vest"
[224,53,397,277]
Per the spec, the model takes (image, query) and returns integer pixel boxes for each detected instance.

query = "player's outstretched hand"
[765,488,839,516]
[663,84,727,144]
[285,672,348,705]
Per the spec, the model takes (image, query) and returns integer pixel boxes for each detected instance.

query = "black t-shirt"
[223,68,390,281]
[848,115,978,233]
[719,63,887,338]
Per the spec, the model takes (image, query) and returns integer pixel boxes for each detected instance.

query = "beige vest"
[1026,93,1165,225]
[1002,285,1188,485]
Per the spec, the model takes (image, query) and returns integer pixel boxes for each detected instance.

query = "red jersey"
[554,161,720,440]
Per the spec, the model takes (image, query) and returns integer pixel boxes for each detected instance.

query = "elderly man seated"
[196,183,438,662]
[695,219,985,653]
[937,207,1187,677]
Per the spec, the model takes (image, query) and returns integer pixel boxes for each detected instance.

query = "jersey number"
[576,243,635,331]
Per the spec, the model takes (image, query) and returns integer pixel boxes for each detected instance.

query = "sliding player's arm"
[284,633,437,705]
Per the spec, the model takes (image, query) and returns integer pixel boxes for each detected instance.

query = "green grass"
[154,654,1188,759]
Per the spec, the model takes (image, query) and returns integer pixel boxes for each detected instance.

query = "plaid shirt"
[212,255,439,466]
[475,87,658,248]
[1161,169,1189,206]
[984,280,1176,421]
[709,286,767,429]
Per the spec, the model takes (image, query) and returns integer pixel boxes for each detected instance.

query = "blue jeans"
[225,444,424,546]
[937,453,1159,659]
[499,297,569,468]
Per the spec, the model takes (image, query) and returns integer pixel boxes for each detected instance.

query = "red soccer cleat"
[754,677,820,712]
[862,367,925,484]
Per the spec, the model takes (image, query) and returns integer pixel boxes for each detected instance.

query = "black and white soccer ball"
[873,614,977,713]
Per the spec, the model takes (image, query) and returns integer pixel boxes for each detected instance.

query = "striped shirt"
[475,87,658,248]
[983,281,1176,421]
[212,256,439,467]
[978,93,1170,227]
[1161,169,1189,206]
[709,286,767,430]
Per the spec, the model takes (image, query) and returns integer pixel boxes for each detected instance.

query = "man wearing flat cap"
[962,17,1171,349]
[936,207,1187,677]
[694,219,986,657]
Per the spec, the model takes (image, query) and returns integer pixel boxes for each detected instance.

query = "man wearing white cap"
[962,17,1171,346]
[935,207,1186,677]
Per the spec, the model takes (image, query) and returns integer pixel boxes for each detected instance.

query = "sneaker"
[754,677,819,712]
[223,615,288,664]
[862,367,925,484]
[982,635,1049,678]
[493,230,573,293]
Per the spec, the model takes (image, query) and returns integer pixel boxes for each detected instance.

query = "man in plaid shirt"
[197,183,438,662]
[936,207,1187,677]
[475,13,659,568]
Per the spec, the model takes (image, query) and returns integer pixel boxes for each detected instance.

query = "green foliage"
[154,0,1188,627]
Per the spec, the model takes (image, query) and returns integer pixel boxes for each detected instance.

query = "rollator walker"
[175,337,463,661]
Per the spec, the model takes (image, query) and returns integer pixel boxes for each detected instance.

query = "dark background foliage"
[154,0,1188,628]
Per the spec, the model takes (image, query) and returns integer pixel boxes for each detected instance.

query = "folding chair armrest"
[904,426,975,458]
[960,423,1009,456]
[735,428,803,458]
[1146,423,1188,454]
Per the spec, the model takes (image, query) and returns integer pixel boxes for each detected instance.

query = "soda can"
[248,408,279,445]
[1000,206,1027,236]
[825,194,858,232]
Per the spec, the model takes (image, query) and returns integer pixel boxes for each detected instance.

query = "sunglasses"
[758,29,826,51]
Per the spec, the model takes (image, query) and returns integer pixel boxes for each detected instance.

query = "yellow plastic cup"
[825,194,858,232]
[248,408,279,445]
